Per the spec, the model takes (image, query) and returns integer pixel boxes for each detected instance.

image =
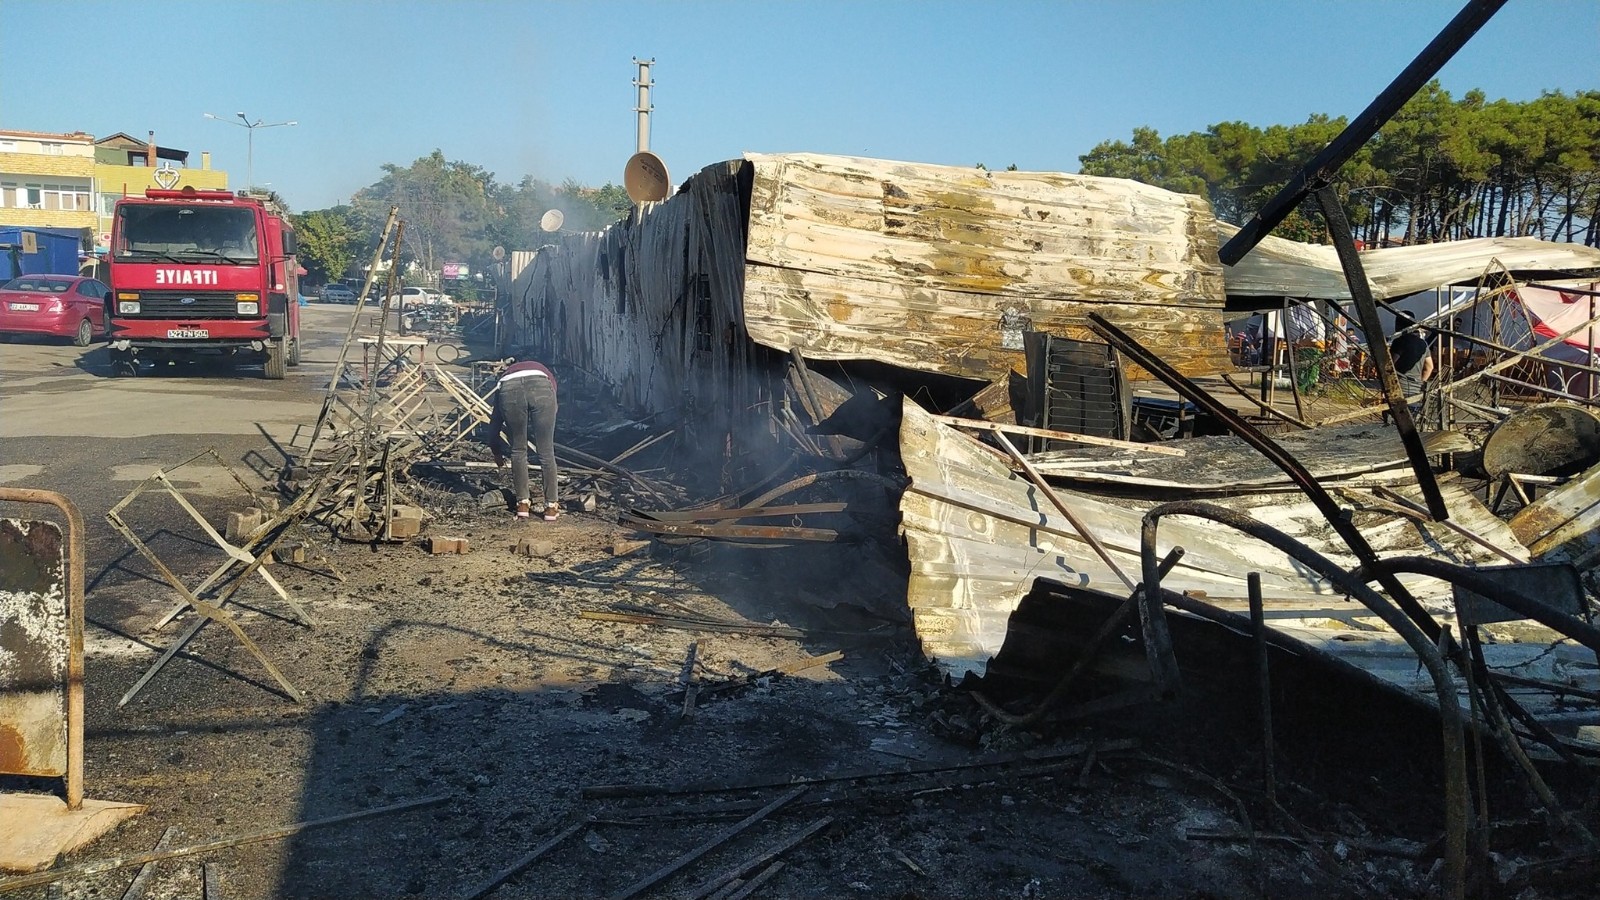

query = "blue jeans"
[499,375,558,506]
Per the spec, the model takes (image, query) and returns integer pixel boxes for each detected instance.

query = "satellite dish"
[492,245,506,261]
[539,209,565,233]
[623,150,670,203]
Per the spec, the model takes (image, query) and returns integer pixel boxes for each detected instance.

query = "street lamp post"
[203,112,297,190]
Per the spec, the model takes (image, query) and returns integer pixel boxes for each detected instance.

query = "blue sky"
[2,1,1595,211]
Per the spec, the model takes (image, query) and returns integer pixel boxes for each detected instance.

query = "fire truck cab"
[106,188,300,379]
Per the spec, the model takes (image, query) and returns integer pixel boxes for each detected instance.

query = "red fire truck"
[106,187,300,379]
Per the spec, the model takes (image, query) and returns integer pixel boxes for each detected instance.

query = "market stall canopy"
[1518,282,1600,350]
[1220,225,1600,310]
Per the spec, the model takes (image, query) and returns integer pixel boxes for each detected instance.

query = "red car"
[0,274,110,346]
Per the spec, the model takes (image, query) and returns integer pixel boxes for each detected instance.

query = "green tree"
[291,207,360,284]
[351,150,497,285]
[1079,83,1600,247]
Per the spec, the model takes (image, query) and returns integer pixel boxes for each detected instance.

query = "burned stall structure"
[504,151,1600,890]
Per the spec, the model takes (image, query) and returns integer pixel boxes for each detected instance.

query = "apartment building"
[0,128,231,252]
[0,129,97,233]
[93,133,229,240]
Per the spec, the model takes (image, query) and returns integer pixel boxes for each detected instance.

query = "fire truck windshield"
[115,205,260,264]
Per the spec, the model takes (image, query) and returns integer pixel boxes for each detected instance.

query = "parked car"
[0,274,110,346]
[393,286,445,309]
[320,283,358,304]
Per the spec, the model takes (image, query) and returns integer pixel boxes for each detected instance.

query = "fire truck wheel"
[73,319,93,347]
[264,338,288,380]
[287,336,301,367]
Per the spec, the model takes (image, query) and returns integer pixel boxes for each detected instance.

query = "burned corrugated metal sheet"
[506,161,780,479]
[506,153,1242,467]
[741,154,1232,381]
[1222,226,1600,301]
[897,398,1526,680]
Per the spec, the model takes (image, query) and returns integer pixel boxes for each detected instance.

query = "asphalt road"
[0,302,387,631]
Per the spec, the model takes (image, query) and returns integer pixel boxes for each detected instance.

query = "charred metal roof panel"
[898,398,1526,680]
[740,154,1233,381]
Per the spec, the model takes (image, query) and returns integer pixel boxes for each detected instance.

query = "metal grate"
[129,291,242,318]
[1023,332,1129,450]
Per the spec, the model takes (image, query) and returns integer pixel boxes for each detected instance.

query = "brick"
[225,508,265,544]
[510,537,555,558]
[388,505,425,539]
[428,536,469,555]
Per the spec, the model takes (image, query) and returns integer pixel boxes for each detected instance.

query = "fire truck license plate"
[167,328,209,339]
[9,303,38,311]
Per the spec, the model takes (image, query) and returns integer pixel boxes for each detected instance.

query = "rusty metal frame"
[0,487,85,809]
[104,451,313,629]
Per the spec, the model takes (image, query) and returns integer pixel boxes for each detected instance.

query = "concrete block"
[279,542,308,564]
[510,537,555,558]
[225,508,265,544]
[389,505,425,539]
[428,536,469,555]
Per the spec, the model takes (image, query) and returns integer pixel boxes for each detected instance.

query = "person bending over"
[489,350,560,520]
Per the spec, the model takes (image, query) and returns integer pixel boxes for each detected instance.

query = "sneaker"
[515,501,531,519]
[542,504,560,522]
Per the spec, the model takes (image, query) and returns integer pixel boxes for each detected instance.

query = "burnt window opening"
[694,273,713,354]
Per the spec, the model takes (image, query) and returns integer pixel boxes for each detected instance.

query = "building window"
[40,142,64,156]
[0,182,15,208]
[0,141,17,152]
[24,185,42,209]
[41,183,91,211]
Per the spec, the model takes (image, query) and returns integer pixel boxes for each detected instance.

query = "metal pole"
[1247,573,1277,824]
[1315,186,1449,520]
[633,57,655,153]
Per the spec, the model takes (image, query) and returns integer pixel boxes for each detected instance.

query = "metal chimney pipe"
[632,57,654,153]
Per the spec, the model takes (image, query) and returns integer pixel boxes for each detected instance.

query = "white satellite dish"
[492,245,506,261]
[539,209,565,233]
[623,150,670,203]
